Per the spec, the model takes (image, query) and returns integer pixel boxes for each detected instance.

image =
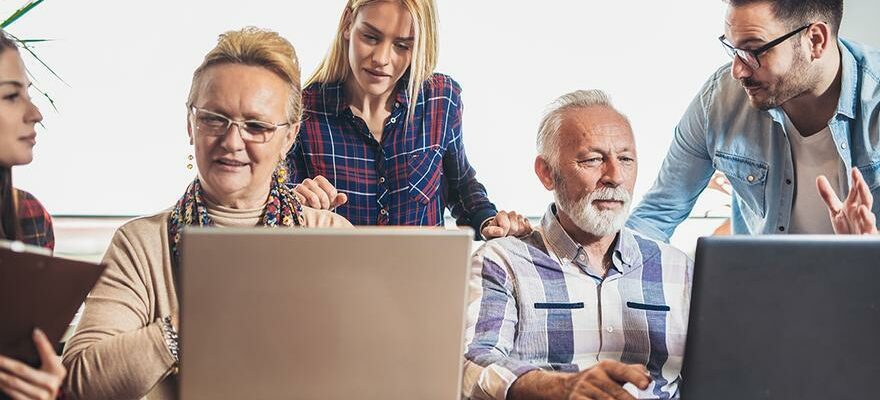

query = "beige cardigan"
[62,207,351,400]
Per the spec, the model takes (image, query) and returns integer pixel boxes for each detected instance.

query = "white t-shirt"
[784,113,846,234]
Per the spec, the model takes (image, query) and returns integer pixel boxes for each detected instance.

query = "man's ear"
[807,22,833,60]
[535,156,556,191]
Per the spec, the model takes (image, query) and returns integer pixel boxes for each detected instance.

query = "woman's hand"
[0,329,66,400]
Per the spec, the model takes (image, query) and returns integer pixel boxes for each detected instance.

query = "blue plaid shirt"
[287,73,497,237]
[463,205,693,399]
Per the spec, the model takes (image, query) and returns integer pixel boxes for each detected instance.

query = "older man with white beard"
[461,90,693,400]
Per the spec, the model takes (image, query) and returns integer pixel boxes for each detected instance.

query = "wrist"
[479,216,496,240]
[160,315,180,365]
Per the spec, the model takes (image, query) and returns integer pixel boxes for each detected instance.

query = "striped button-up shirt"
[288,73,497,237]
[463,205,692,399]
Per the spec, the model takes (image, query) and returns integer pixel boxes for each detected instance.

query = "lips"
[215,158,249,168]
[19,133,36,145]
[363,68,390,79]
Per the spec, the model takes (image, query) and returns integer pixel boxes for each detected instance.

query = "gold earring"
[276,159,288,185]
[186,155,194,170]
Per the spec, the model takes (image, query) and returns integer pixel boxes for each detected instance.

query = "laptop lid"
[681,235,880,400]
[179,227,472,400]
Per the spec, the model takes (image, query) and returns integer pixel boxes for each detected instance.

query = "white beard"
[555,185,632,237]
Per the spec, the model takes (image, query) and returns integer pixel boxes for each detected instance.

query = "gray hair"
[536,89,631,167]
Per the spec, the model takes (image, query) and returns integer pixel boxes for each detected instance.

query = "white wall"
[7,0,878,216]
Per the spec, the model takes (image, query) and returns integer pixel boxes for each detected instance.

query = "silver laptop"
[681,235,880,400]
[179,227,472,400]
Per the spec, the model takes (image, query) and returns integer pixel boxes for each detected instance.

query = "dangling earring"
[276,158,289,185]
[186,154,194,170]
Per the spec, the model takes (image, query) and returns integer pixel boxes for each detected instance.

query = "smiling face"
[187,63,297,208]
[343,0,414,99]
[724,2,819,110]
[536,106,637,238]
[0,49,43,167]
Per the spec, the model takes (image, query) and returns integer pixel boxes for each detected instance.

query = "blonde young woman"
[288,0,531,239]
[61,28,350,400]
[0,30,66,400]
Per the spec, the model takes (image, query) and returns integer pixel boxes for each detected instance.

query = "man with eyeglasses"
[628,0,880,240]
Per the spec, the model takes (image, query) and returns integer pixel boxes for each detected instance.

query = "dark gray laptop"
[681,235,880,400]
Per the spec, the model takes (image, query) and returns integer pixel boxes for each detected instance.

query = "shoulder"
[14,189,54,250]
[625,228,693,271]
[110,210,171,249]
[421,72,463,99]
[842,38,880,82]
[14,188,50,219]
[302,81,344,113]
[472,230,554,274]
[299,206,353,228]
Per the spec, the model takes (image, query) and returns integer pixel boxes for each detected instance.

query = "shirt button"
[394,101,401,108]
[378,177,386,184]
[578,254,586,261]
[840,142,847,150]
[390,117,397,123]
[778,226,785,232]
[785,178,792,185]
[606,326,614,333]
[380,209,388,216]
[746,175,755,182]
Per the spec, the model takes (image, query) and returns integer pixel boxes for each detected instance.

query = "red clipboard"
[0,240,105,367]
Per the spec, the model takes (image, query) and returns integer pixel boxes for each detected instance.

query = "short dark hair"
[725,0,844,35]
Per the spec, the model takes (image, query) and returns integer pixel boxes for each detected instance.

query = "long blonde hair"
[307,0,438,122]
[188,27,303,124]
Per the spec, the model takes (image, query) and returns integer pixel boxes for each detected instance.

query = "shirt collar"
[540,203,639,275]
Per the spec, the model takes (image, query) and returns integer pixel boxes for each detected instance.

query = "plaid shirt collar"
[311,78,412,117]
[541,203,643,276]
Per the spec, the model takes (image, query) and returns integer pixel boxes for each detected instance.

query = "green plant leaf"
[1,0,44,29]
[6,31,67,86]
[18,38,52,43]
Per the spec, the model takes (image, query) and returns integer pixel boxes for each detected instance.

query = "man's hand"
[481,211,533,240]
[293,175,348,210]
[563,360,651,400]
[817,168,878,235]
[0,329,66,400]
[509,360,651,400]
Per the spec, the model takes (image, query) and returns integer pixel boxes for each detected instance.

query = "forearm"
[507,370,570,400]
[62,322,175,400]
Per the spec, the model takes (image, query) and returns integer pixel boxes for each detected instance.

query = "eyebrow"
[362,21,415,41]
[0,81,24,88]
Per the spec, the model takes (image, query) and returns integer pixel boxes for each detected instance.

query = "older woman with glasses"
[61,27,350,400]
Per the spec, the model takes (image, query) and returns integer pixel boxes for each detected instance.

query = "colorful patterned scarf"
[167,176,304,267]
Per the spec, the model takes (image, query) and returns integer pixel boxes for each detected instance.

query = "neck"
[782,41,842,135]
[556,209,618,274]
[202,184,270,211]
[343,78,395,117]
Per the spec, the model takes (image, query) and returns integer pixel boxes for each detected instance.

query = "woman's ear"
[280,122,300,158]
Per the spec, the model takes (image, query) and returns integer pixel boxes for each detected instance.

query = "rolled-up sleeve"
[462,245,538,400]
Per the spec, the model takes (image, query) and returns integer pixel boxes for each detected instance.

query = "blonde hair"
[307,0,438,122]
[187,27,303,124]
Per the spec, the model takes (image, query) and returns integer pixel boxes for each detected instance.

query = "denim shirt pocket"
[856,161,880,191]
[407,145,444,204]
[713,151,769,218]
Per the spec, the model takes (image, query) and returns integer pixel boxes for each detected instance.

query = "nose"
[219,122,247,151]
[600,158,625,188]
[24,97,42,125]
[731,55,753,80]
[371,41,391,66]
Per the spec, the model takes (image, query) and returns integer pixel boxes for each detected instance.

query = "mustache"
[587,186,632,203]
[741,78,761,88]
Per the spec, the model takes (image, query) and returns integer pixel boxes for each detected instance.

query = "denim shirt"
[628,38,880,242]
